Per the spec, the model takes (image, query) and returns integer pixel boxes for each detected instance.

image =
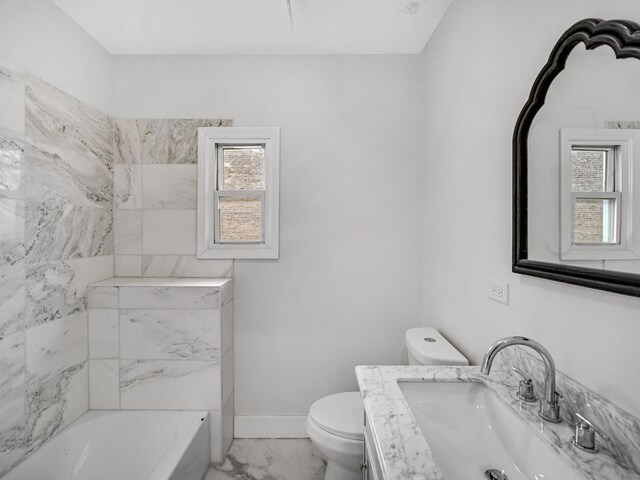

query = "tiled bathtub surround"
[494,346,640,476]
[0,63,114,476]
[113,118,234,278]
[356,365,640,480]
[87,277,234,463]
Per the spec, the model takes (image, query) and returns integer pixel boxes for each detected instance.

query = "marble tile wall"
[0,62,114,476]
[113,118,234,278]
[87,278,234,463]
[496,346,640,476]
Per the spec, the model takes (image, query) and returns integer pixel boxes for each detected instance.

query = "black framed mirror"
[513,18,640,297]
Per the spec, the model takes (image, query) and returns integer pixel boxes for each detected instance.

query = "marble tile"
[220,281,234,306]
[24,201,113,262]
[136,119,232,165]
[89,359,119,409]
[206,439,326,480]
[221,302,233,356]
[357,365,640,480]
[0,330,25,405]
[118,286,220,309]
[0,65,25,136]
[0,198,25,267]
[24,74,113,172]
[120,359,220,410]
[25,256,113,327]
[114,164,142,209]
[0,134,25,200]
[114,209,142,254]
[25,361,88,453]
[87,285,118,309]
[88,309,118,358]
[142,210,196,255]
[0,396,26,477]
[210,410,222,463]
[119,309,220,360]
[24,141,112,208]
[25,312,87,379]
[141,255,233,278]
[0,264,25,338]
[114,119,142,165]
[221,393,234,462]
[115,254,143,276]
[221,348,233,407]
[142,165,197,209]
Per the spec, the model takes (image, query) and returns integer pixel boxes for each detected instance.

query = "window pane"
[570,148,613,192]
[219,196,263,243]
[221,147,265,190]
[573,197,616,244]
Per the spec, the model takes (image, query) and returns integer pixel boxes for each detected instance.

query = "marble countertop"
[355,365,639,480]
[90,277,232,288]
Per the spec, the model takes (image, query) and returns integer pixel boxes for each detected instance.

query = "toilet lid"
[309,392,364,441]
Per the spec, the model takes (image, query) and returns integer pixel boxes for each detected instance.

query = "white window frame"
[197,127,280,259]
[560,128,639,261]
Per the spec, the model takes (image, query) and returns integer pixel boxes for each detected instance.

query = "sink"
[398,381,583,480]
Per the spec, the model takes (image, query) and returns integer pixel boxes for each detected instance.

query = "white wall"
[113,55,424,417]
[0,0,113,112]
[421,0,640,417]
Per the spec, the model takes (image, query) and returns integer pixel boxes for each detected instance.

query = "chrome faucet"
[480,336,562,423]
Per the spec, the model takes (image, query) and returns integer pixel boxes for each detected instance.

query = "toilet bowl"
[306,327,468,480]
[306,392,363,480]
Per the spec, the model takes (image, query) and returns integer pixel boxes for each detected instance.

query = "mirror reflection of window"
[570,147,619,245]
[559,128,639,261]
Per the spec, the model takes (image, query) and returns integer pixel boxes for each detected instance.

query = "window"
[197,127,279,259]
[560,128,639,260]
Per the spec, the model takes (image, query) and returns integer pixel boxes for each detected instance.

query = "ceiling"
[52,0,452,54]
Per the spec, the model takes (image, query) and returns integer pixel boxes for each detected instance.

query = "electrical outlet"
[488,280,509,305]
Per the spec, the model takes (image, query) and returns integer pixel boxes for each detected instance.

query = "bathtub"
[4,410,210,480]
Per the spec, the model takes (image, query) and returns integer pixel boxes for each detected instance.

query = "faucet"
[480,336,562,423]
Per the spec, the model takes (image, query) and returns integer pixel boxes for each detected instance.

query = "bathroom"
[1,0,640,479]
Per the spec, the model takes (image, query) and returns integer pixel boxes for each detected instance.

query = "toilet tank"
[405,327,468,366]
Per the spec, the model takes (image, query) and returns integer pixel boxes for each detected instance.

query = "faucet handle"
[511,367,538,403]
[571,412,609,453]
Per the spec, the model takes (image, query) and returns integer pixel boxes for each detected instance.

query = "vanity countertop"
[355,365,639,480]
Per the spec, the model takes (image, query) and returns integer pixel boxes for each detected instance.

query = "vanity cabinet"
[363,414,383,480]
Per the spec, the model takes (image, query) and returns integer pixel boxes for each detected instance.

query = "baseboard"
[234,415,308,438]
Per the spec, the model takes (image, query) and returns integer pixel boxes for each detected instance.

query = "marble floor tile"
[206,439,326,480]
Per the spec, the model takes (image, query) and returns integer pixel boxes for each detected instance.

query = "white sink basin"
[398,381,583,480]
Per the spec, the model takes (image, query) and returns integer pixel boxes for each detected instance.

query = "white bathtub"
[4,410,210,480]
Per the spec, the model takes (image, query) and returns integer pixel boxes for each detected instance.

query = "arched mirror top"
[513,18,640,297]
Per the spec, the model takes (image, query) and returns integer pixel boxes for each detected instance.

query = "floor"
[206,439,327,480]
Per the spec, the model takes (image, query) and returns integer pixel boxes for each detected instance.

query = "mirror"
[514,18,640,296]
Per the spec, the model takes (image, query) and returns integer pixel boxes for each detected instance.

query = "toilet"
[306,327,468,480]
